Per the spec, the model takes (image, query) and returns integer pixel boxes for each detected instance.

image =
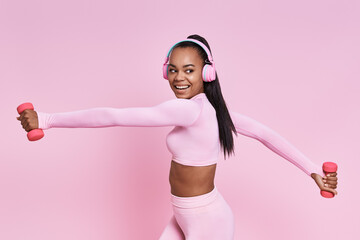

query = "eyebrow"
[169,64,195,68]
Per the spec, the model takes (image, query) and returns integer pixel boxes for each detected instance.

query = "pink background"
[1,0,359,239]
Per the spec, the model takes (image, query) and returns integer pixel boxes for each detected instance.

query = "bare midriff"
[169,159,217,197]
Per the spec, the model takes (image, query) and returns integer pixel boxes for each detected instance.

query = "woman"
[17,34,338,239]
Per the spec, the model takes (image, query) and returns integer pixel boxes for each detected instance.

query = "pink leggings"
[159,186,235,240]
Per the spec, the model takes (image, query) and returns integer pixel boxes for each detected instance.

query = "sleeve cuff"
[37,111,51,130]
[310,163,325,178]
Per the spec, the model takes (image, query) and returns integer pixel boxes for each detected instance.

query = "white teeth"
[175,85,190,89]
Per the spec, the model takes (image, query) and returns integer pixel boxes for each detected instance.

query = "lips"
[174,85,190,90]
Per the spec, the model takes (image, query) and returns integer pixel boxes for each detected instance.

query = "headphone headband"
[165,39,214,62]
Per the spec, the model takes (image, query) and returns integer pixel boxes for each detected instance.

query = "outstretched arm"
[230,111,324,177]
[32,98,201,130]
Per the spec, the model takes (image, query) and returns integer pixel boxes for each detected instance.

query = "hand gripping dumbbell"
[17,102,44,141]
[321,162,338,198]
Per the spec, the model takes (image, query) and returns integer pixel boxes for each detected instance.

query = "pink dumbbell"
[17,102,44,141]
[321,162,338,198]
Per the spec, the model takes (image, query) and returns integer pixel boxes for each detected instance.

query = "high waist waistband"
[170,186,218,209]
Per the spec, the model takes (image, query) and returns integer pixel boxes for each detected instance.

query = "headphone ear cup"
[202,64,216,82]
[163,63,169,80]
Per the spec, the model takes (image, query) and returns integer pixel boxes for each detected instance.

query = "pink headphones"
[163,39,216,82]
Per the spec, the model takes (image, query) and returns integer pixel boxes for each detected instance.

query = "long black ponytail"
[173,34,237,159]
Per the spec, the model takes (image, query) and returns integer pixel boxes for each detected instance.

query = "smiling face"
[167,47,205,99]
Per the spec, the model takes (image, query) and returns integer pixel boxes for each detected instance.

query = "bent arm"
[230,111,324,177]
[37,99,201,130]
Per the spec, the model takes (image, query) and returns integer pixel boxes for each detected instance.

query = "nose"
[174,70,186,81]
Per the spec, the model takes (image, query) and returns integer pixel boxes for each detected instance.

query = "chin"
[172,90,189,99]
[174,93,189,99]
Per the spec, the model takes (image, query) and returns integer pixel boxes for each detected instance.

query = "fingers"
[323,182,337,189]
[19,117,30,132]
[324,182,337,188]
[17,110,37,132]
[323,178,337,189]
[324,173,338,187]
[23,120,30,132]
[326,176,338,181]
[322,172,338,195]
[326,172,337,177]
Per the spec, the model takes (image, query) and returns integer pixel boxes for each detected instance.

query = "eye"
[185,69,193,73]
[169,69,176,73]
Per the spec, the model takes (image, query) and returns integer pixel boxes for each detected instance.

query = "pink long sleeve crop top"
[36,93,324,177]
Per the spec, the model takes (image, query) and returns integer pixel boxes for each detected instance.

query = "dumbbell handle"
[321,162,338,198]
[17,102,44,141]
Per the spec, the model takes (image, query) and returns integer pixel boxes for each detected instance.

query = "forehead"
[169,47,203,65]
